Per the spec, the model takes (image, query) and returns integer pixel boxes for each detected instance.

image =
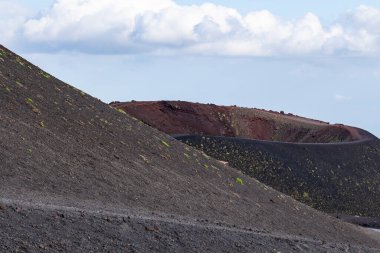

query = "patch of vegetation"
[25,98,41,114]
[39,71,51,79]
[16,81,25,88]
[16,57,25,66]
[39,121,45,128]
[118,108,126,114]
[160,140,171,147]
[25,98,34,104]
[236,178,244,185]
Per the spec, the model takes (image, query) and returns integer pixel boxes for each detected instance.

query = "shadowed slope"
[1,45,379,251]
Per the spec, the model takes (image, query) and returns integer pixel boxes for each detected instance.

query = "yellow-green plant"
[236,178,244,185]
[160,140,170,147]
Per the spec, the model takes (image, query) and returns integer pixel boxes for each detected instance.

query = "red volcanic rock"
[111,101,374,143]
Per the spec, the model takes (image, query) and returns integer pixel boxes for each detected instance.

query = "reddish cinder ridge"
[111,100,375,143]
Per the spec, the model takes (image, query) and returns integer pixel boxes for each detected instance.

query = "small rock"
[39,244,47,250]
[145,225,159,232]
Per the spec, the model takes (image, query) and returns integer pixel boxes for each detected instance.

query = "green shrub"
[236,178,244,185]
[25,98,34,104]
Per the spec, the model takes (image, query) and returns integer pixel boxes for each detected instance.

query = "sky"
[1,0,380,137]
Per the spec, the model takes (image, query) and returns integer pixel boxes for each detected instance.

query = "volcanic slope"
[177,135,380,220]
[112,100,376,143]
[113,101,380,219]
[0,45,379,252]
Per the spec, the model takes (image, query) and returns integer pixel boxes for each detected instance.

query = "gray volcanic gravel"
[175,135,380,219]
[1,199,380,253]
[0,45,380,251]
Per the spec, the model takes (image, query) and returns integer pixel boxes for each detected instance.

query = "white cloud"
[1,0,380,56]
[0,0,32,44]
[0,1,31,19]
[340,5,380,54]
[335,94,352,102]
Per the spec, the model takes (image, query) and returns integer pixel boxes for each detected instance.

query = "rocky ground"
[176,135,380,219]
[1,199,380,253]
[112,101,380,221]
[1,44,380,252]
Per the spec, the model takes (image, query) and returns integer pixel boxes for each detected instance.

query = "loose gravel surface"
[113,100,380,220]
[1,199,380,253]
[176,135,380,219]
[1,44,380,252]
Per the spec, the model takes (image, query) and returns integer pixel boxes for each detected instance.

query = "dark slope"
[111,101,380,219]
[1,45,380,251]
[112,101,376,143]
[2,200,379,253]
[176,135,380,219]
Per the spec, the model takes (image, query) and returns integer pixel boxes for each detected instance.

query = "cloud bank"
[2,0,380,56]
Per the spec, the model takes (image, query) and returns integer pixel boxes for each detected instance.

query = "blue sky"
[21,0,380,19]
[1,0,380,137]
